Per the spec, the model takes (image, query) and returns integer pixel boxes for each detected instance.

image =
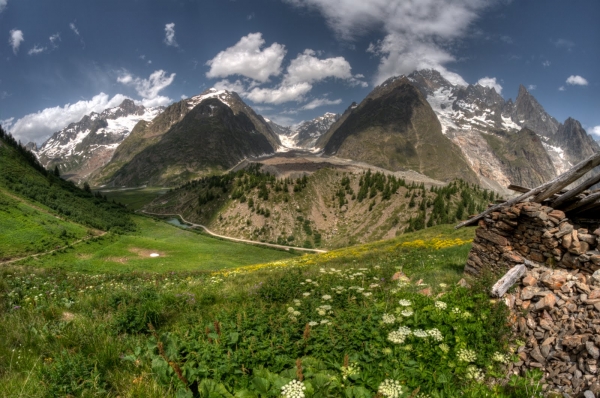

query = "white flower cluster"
[427,328,443,342]
[400,309,413,317]
[434,301,447,310]
[287,306,301,322]
[321,294,332,301]
[382,313,396,324]
[281,380,306,398]
[492,351,510,364]
[413,329,428,338]
[331,286,345,294]
[438,343,450,353]
[457,348,477,362]
[316,304,332,316]
[388,326,412,344]
[341,364,360,380]
[378,379,403,398]
[465,365,484,382]
[398,299,412,307]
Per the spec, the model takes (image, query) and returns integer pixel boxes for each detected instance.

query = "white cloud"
[117,69,175,107]
[0,0,8,13]
[181,94,188,100]
[590,126,600,139]
[213,79,248,94]
[542,60,550,67]
[164,23,178,47]
[558,86,565,91]
[28,44,46,55]
[247,83,312,104]
[7,93,129,144]
[527,84,536,91]
[300,97,342,110]
[285,49,353,84]
[9,29,23,54]
[206,32,286,83]
[49,33,60,47]
[553,38,574,50]
[566,75,588,86]
[69,22,80,36]
[286,0,491,85]
[476,76,502,94]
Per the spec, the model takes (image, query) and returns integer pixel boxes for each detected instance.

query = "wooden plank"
[532,152,600,203]
[456,152,600,229]
[491,264,527,298]
[563,191,600,212]
[551,172,600,208]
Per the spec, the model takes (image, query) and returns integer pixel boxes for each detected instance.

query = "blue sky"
[1,0,599,144]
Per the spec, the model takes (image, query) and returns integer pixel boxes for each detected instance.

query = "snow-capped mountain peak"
[186,88,234,109]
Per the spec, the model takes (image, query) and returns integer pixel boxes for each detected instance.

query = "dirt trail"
[140,211,327,254]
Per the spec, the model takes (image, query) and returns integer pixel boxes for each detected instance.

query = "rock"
[593,270,600,283]
[540,271,567,290]
[418,287,432,296]
[456,278,470,288]
[523,275,538,287]
[583,391,595,398]
[589,290,600,300]
[476,228,510,246]
[549,210,566,220]
[562,335,583,349]
[556,222,574,239]
[562,233,573,249]
[580,234,597,245]
[521,286,537,300]
[587,342,600,359]
[534,293,556,311]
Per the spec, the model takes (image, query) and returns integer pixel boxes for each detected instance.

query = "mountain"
[378,69,600,189]
[316,76,479,184]
[265,113,340,150]
[36,99,163,183]
[92,89,281,187]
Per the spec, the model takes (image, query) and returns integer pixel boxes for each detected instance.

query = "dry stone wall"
[465,201,600,276]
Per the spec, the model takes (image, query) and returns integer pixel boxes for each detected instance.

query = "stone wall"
[466,202,600,276]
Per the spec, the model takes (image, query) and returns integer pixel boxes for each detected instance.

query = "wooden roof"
[457,152,600,228]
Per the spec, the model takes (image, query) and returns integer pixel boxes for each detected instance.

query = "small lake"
[166,217,190,228]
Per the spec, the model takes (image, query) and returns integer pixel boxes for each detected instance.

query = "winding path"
[140,210,328,254]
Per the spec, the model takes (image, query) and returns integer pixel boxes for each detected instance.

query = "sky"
[1,0,599,145]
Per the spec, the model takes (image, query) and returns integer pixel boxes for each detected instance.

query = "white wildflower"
[434,301,447,310]
[363,292,372,297]
[400,309,413,317]
[439,343,450,353]
[413,329,428,338]
[378,379,403,398]
[321,295,332,301]
[465,365,484,382]
[302,292,310,297]
[427,328,443,342]
[281,379,306,398]
[320,319,330,325]
[382,313,396,324]
[388,327,411,344]
[457,348,477,362]
[308,321,318,327]
[492,352,510,364]
[398,299,412,307]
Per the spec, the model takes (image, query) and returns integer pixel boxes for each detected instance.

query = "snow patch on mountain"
[187,88,233,109]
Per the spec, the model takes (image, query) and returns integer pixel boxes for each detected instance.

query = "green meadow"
[99,187,170,211]
[16,216,297,273]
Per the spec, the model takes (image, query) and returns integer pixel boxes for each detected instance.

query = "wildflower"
[321,295,332,301]
[439,343,450,354]
[427,328,443,342]
[398,299,411,307]
[308,321,318,327]
[382,347,393,355]
[457,348,477,362]
[461,311,472,319]
[369,283,380,289]
[452,307,461,315]
[363,292,372,297]
[382,313,396,324]
[388,327,411,344]
[287,307,295,313]
[434,301,447,310]
[465,365,484,382]
[439,283,448,288]
[305,279,312,283]
[413,329,428,338]
[492,352,510,364]
[341,364,360,380]
[302,292,310,297]
[317,309,327,316]
[320,319,330,325]
[378,379,403,398]
[281,380,306,398]
[400,309,413,317]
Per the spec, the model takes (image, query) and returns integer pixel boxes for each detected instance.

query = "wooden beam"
[507,184,531,194]
[563,191,600,213]
[532,152,600,203]
[571,198,600,215]
[551,172,600,209]
[456,152,600,229]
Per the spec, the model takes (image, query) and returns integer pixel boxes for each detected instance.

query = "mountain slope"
[319,77,478,183]
[36,99,163,183]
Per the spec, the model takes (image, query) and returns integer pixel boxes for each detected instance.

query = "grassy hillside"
[0,129,135,234]
[0,190,92,260]
[145,165,498,249]
[17,216,297,273]
[0,224,542,397]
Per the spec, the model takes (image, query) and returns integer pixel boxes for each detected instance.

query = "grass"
[0,190,90,260]
[0,224,543,397]
[16,215,297,273]
[100,187,170,211]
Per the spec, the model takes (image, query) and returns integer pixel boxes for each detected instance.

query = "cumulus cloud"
[0,0,8,13]
[213,79,248,94]
[476,77,502,94]
[206,33,286,83]
[527,84,536,91]
[117,69,175,107]
[591,126,600,139]
[566,75,588,86]
[558,86,565,91]
[285,49,353,84]
[28,44,46,55]
[300,97,342,110]
[246,83,312,104]
[285,0,492,85]
[7,93,129,144]
[9,29,23,54]
[164,23,178,47]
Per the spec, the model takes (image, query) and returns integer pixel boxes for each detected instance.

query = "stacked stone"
[506,263,600,397]
[466,201,600,276]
